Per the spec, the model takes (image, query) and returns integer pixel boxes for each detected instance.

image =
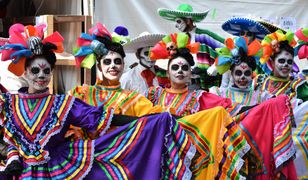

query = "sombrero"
[256,20,286,34]
[124,32,165,53]
[222,17,270,40]
[158,4,209,23]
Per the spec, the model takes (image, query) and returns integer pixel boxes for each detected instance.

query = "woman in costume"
[0,23,194,179]
[71,23,195,179]
[255,29,308,102]
[148,32,253,179]
[148,33,297,179]
[72,23,162,117]
[209,36,273,106]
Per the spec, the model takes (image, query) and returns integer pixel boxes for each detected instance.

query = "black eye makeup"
[31,67,40,74]
[43,68,51,74]
[171,64,189,71]
[103,58,123,65]
[277,58,293,65]
[235,70,252,76]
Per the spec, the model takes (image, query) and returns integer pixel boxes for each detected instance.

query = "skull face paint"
[139,47,155,69]
[239,30,255,44]
[273,50,293,79]
[99,51,124,81]
[24,57,52,92]
[168,57,191,87]
[231,62,253,89]
[175,18,188,32]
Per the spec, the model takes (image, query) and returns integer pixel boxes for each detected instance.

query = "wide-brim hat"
[124,32,165,53]
[256,20,286,34]
[158,4,209,23]
[222,17,270,40]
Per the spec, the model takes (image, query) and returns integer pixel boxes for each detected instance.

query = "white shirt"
[120,64,158,95]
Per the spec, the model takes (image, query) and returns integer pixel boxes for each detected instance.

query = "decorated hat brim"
[257,20,286,34]
[158,8,209,22]
[124,34,165,53]
[222,17,271,40]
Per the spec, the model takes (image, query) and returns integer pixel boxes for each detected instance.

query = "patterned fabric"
[146,86,240,117]
[209,86,273,106]
[1,93,74,165]
[293,101,308,179]
[87,112,195,179]
[178,107,250,179]
[146,86,203,116]
[254,74,307,100]
[0,89,113,179]
[70,82,161,117]
[146,86,250,179]
[239,95,297,179]
[194,28,224,90]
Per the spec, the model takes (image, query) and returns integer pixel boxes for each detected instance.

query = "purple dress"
[0,89,195,179]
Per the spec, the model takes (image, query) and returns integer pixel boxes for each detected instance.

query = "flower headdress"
[260,30,296,64]
[295,28,308,60]
[74,23,130,69]
[215,36,262,74]
[0,23,64,76]
[149,33,200,61]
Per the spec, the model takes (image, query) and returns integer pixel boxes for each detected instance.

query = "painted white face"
[175,18,187,32]
[168,57,191,86]
[24,57,52,91]
[273,50,293,79]
[139,47,155,69]
[100,51,124,81]
[231,62,253,89]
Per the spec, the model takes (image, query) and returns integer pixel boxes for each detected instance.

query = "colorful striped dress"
[254,74,308,101]
[69,82,195,179]
[209,86,273,106]
[146,86,251,179]
[0,88,112,179]
[70,81,162,116]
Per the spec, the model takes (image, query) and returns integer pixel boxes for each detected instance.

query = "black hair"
[95,36,126,65]
[270,40,294,61]
[230,47,257,72]
[168,48,194,68]
[25,42,57,70]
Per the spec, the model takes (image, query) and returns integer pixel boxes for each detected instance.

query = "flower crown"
[149,33,200,60]
[215,36,262,74]
[295,27,308,60]
[74,23,130,69]
[260,30,297,64]
[0,23,64,76]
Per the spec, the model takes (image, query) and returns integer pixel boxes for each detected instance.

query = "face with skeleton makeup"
[272,50,293,79]
[239,30,256,44]
[168,57,191,89]
[231,62,253,89]
[99,51,124,81]
[139,47,155,69]
[24,57,52,93]
[175,18,188,32]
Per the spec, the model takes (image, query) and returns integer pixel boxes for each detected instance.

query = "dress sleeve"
[67,98,113,136]
[199,91,232,110]
[124,95,162,117]
[69,86,86,101]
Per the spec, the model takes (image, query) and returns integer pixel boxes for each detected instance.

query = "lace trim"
[273,96,296,169]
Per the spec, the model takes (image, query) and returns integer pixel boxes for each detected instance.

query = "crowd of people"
[0,3,307,179]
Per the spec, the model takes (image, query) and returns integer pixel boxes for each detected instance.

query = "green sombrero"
[158,4,209,22]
